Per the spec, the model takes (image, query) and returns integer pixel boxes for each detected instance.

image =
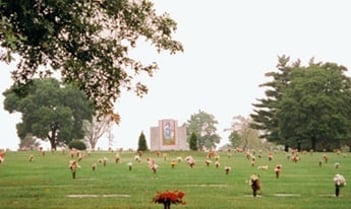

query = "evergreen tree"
[189,132,198,151]
[250,55,296,148]
[138,132,148,151]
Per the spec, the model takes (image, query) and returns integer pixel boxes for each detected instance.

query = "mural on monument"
[162,120,176,145]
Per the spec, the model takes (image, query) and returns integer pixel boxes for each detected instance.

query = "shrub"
[68,140,87,150]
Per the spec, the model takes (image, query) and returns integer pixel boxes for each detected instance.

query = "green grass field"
[0,150,350,209]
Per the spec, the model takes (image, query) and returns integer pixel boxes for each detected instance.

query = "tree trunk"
[297,142,301,152]
[48,123,59,150]
[311,137,316,151]
[242,136,248,151]
[91,142,96,150]
[48,135,57,151]
[284,145,289,152]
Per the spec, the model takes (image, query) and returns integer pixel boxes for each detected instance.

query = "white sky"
[1,0,351,150]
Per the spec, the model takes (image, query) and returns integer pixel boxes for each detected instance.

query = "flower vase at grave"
[253,190,257,197]
[163,200,171,209]
[335,185,340,197]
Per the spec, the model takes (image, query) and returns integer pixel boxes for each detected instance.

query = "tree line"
[2,79,259,151]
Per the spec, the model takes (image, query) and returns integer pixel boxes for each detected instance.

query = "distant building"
[150,119,189,151]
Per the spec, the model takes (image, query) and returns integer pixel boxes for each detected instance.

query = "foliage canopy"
[3,78,94,150]
[251,56,351,151]
[185,110,221,150]
[0,0,183,116]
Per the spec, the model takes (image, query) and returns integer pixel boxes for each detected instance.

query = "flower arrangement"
[28,154,34,162]
[291,154,299,163]
[91,163,97,171]
[115,153,120,164]
[334,173,346,187]
[207,151,215,159]
[249,174,261,197]
[334,173,346,197]
[268,153,273,161]
[147,157,158,173]
[224,166,231,175]
[251,158,256,167]
[185,156,195,168]
[134,155,141,162]
[205,159,212,166]
[163,153,168,161]
[171,159,177,168]
[214,154,220,161]
[127,162,133,171]
[215,160,220,168]
[69,160,80,179]
[0,151,5,164]
[152,190,186,209]
[274,164,282,178]
[246,151,251,160]
[323,154,328,163]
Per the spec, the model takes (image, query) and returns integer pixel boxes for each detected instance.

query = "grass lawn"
[0,150,350,209]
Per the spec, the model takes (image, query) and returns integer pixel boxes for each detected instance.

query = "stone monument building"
[150,119,189,151]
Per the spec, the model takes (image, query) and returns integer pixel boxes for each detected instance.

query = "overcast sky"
[1,0,351,150]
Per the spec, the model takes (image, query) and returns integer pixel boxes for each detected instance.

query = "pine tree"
[189,132,198,151]
[138,132,148,151]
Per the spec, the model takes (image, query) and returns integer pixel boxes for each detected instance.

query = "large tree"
[250,55,296,148]
[185,110,221,150]
[276,63,351,151]
[225,115,260,150]
[251,57,351,151]
[227,130,241,149]
[0,0,183,117]
[82,114,115,150]
[3,78,94,150]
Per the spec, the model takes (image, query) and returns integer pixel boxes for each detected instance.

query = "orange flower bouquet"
[152,190,186,209]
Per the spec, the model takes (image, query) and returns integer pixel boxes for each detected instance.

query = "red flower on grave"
[152,190,186,205]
